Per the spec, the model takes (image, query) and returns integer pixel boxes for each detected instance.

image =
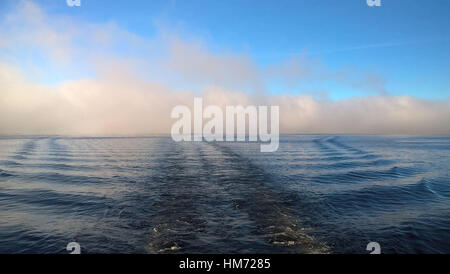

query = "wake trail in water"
[147,141,329,253]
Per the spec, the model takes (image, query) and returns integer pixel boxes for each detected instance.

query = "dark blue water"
[0,136,449,253]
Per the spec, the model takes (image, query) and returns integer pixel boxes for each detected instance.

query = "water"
[0,135,449,254]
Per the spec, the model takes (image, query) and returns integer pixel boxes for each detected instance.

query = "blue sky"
[1,0,450,135]
[1,0,449,100]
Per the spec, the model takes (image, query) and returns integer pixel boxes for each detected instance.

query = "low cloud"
[1,62,449,136]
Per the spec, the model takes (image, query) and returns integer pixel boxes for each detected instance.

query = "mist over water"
[0,136,449,253]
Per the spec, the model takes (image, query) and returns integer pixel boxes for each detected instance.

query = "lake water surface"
[0,135,449,253]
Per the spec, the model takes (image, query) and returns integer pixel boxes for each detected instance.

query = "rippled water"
[0,135,449,253]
